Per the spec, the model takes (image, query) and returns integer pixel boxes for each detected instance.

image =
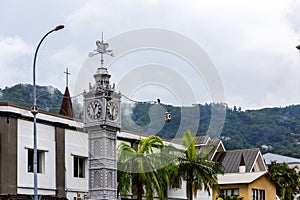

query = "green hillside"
[0,84,63,113]
[123,103,300,158]
[2,84,300,158]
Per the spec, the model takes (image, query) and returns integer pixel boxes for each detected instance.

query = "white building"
[0,98,222,200]
[0,100,88,200]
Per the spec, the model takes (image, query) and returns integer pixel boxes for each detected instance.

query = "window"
[259,190,265,200]
[28,149,44,173]
[74,156,86,178]
[252,189,258,200]
[220,188,239,196]
[252,189,265,200]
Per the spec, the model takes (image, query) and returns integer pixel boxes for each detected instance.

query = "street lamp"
[31,24,64,200]
[296,44,300,51]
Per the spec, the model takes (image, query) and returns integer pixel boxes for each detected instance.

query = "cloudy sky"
[1,0,300,110]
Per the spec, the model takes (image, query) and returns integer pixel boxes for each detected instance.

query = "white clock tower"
[83,37,121,200]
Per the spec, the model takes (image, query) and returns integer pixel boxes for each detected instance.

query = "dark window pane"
[74,156,78,177]
[28,149,43,173]
[79,157,84,178]
[28,149,33,172]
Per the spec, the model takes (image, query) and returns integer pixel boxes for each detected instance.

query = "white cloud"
[38,46,86,93]
[1,0,300,109]
[0,36,33,66]
[0,36,33,88]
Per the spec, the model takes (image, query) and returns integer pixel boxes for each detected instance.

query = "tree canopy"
[268,162,300,200]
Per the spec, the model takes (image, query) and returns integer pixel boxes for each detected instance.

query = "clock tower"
[83,37,121,200]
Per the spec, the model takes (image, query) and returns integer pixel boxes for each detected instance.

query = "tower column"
[84,37,120,200]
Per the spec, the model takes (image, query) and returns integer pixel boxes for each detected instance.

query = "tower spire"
[59,68,74,118]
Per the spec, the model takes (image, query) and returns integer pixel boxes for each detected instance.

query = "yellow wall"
[249,175,276,200]
[212,174,276,199]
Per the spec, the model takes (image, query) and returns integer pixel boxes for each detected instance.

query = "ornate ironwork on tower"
[84,35,121,200]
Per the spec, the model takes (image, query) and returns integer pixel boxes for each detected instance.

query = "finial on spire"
[64,67,71,88]
[89,33,113,67]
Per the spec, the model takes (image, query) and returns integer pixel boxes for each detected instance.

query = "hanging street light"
[31,24,64,200]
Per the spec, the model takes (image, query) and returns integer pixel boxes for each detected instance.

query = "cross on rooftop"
[64,68,71,88]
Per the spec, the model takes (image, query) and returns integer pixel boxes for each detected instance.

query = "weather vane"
[89,33,113,67]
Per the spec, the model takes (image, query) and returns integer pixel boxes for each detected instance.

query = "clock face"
[87,100,102,120]
[107,101,119,120]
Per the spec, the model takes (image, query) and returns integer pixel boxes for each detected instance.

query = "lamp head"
[296,45,300,51]
[54,25,65,31]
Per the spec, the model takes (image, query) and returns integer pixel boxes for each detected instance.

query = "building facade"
[0,101,277,200]
[0,102,219,200]
[0,102,88,200]
[212,149,276,200]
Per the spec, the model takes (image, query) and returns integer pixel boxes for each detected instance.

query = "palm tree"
[174,130,224,200]
[117,135,169,200]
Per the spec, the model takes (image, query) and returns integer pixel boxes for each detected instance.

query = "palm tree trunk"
[189,179,193,200]
[137,179,143,200]
[186,179,193,200]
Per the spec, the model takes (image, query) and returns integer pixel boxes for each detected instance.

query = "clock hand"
[91,104,95,114]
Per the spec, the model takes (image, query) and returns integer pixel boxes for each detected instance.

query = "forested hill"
[0,84,82,117]
[2,84,300,158]
[125,103,300,158]
[0,84,63,113]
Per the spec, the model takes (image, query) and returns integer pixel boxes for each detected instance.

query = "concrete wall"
[65,129,88,200]
[55,127,65,198]
[0,115,18,194]
[17,119,56,195]
[168,182,212,200]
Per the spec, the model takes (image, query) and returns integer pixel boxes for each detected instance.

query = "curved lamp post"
[31,24,64,200]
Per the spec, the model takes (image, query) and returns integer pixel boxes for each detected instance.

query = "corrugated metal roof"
[195,136,211,145]
[263,153,300,165]
[213,149,260,173]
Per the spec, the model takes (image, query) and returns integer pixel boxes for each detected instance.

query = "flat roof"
[217,171,267,185]
[0,102,83,129]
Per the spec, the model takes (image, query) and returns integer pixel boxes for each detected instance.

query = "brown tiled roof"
[59,87,74,118]
[213,149,260,173]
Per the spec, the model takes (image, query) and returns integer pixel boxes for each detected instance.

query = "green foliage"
[173,130,224,200]
[0,84,63,113]
[117,132,223,200]
[117,135,171,200]
[0,84,83,118]
[127,103,300,158]
[268,162,300,200]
